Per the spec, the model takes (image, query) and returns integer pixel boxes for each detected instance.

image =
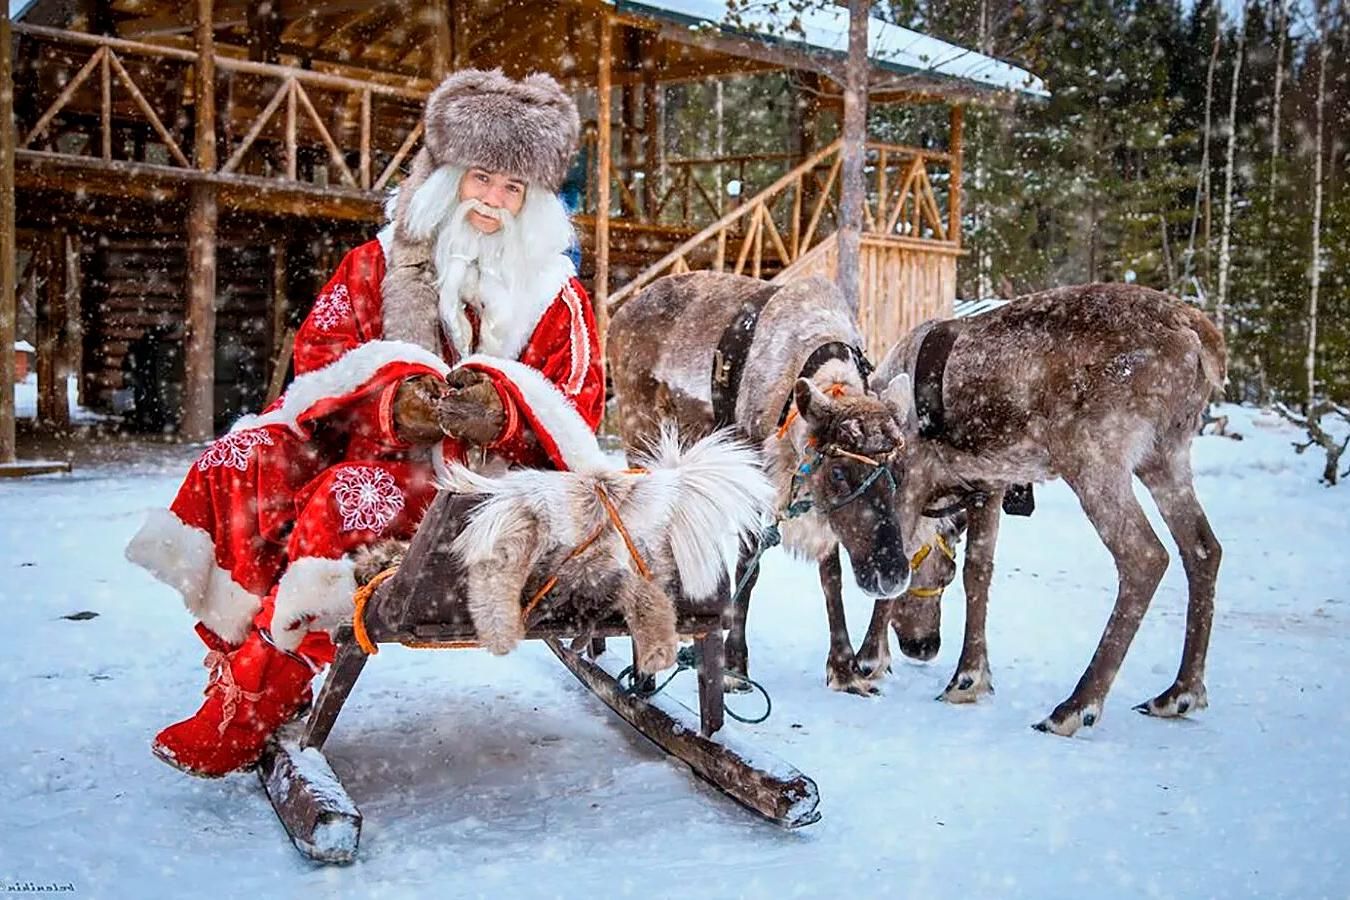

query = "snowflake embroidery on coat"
[312,283,352,332]
[331,467,405,533]
[196,428,275,472]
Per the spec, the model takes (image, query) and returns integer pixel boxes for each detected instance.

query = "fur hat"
[422,68,580,191]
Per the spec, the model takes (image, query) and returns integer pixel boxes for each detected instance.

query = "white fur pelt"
[442,428,773,673]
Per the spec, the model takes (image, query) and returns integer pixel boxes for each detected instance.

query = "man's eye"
[507,183,523,194]
[473,172,489,183]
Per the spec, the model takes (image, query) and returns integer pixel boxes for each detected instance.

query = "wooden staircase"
[602,139,965,362]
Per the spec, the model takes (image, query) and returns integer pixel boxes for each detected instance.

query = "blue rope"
[616,645,773,725]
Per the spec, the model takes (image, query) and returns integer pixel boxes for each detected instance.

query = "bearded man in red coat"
[126,69,608,778]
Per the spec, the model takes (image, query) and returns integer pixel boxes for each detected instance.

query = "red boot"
[153,628,318,778]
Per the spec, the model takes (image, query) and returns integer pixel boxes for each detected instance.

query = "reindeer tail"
[632,426,775,600]
[1179,303,1227,392]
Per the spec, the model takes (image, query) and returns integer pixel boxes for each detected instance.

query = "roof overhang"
[613,0,1047,103]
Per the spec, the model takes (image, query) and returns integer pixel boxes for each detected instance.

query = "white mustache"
[463,198,510,224]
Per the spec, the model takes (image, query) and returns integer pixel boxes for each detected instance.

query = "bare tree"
[836,0,870,316]
[1306,16,1329,411]
[1185,3,1222,291]
[1268,0,1288,213]
[1216,6,1246,333]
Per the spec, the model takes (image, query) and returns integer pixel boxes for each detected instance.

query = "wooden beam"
[182,0,218,441]
[641,33,660,217]
[0,7,16,462]
[36,231,70,429]
[594,14,612,340]
[430,0,451,78]
[948,104,963,245]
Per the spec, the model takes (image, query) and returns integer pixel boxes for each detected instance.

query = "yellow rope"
[907,586,945,598]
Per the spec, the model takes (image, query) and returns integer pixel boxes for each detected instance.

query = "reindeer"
[867,283,1224,736]
[610,272,929,695]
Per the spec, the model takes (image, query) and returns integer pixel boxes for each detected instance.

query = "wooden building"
[0,0,1042,453]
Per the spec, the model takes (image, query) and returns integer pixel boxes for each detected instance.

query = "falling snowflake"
[331,467,405,534]
[196,429,274,472]
[312,283,352,332]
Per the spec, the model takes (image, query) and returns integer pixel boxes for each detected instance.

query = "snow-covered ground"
[2,405,1347,899]
[14,373,112,425]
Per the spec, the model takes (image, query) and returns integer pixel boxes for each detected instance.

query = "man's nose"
[482,183,508,208]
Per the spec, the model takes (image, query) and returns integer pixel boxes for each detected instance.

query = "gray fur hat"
[423,68,580,191]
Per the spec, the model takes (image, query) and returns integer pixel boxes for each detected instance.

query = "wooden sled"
[259,491,820,865]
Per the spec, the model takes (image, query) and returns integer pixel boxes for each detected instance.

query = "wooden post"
[182,0,218,441]
[594,15,612,351]
[37,232,70,429]
[836,0,869,317]
[641,35,660,218]
[948,104,963,245]
[431,0,451,79]
[0,6,17,462]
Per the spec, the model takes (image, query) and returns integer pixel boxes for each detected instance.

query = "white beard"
[413,171,577,361]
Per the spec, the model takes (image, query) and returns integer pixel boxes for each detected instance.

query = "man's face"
[459,168,526,234]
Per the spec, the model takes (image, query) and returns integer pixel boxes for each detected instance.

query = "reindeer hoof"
[723,673,754,694]
[938,667,993,704]
[854,658,892,683]
[1033,702,1101,737]
[827,665,880,696]
[1134,684,1208,718]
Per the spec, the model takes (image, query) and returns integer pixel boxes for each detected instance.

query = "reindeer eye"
[830,464,849,484]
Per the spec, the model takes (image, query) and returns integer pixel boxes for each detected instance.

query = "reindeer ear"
[882,373,914,425]
[793,378,833,426]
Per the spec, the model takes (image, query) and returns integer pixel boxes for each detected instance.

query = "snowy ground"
[2,405,1347,899]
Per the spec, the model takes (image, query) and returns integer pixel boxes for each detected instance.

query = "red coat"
[126,237,606,651]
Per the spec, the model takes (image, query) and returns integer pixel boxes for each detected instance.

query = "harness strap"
[710,284,780,432]
[914,319,961,440]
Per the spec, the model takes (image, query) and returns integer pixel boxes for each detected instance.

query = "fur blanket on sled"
[355,429,773,674]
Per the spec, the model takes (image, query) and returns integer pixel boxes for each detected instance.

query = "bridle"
[784,439,903,518]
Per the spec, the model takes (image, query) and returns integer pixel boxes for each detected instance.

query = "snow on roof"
[14,340,35,353]
[953,298,1010,318]
[614,0,1047,98]
[8,0,39,20]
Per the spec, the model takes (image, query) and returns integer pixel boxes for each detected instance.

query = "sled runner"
[258,490,820,864]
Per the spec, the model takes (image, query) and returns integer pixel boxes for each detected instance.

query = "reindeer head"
[790,378,910,597]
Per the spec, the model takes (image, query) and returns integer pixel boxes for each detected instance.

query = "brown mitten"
[436,368,507,446]
[393,375,451,445]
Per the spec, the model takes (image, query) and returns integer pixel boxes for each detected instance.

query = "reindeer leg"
[1035,471,1169,737]
[822,546,877,696]
[1134,451,1219,718]
[723,542,759,694]
[940,492,1000,704]
[855,598,896,682]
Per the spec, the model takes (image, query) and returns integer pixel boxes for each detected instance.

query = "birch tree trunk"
[837,0,870,317]
[1265,0,1288,296]
[1216,11,1245,333]
[1306,35,1329,411]
[1186,4,1222,287]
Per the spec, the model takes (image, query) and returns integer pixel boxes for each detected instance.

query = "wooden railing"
[15,24,429,192]
[606,139,958,310]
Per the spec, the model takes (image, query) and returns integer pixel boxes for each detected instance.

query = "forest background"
[663,0,1347,410]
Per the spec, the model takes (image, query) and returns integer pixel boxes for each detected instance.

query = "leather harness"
[709,289,872,433]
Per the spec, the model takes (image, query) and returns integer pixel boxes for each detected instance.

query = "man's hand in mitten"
[393,375,451,445]
[437,368,506,446]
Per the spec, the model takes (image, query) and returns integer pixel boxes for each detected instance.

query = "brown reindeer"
[868,283,1225,736]
[609,272,919,695]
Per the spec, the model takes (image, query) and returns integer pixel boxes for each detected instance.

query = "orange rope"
[519,519,607,623]
[594,483,652,579]
[351,567,399,655]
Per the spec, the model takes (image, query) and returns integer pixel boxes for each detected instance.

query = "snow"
[13,373,112,425]
[614,0,1048,97]
[2,404,1348,897]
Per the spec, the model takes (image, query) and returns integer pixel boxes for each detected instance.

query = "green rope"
[616,645,773,725]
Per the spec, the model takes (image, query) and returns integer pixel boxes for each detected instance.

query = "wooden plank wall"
[81,239,273,431]
[780,234,958,363]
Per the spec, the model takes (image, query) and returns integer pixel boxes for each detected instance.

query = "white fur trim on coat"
[232,339,450,434]
[125,508,261,645]
[269,556,358,652]
[457,353,610,473]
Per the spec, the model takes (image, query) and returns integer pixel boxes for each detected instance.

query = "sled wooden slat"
[258,726,361,865]
[548,638,820,829]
